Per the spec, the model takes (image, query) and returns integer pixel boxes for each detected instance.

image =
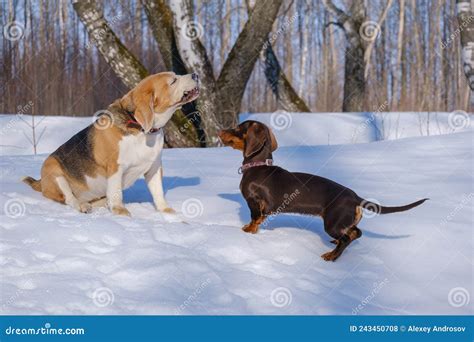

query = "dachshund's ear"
[120,87,155,133]
[244,123,266,158]
[268,128,278,152]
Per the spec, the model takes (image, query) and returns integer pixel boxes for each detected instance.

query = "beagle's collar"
[238,159,273,174]
[125,111,161,134]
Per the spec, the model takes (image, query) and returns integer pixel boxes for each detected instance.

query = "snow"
[241,111,474,146]
[0,112,472,315]
[3,112,471,155]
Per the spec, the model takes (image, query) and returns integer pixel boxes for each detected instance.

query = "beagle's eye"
[170,78,177,85]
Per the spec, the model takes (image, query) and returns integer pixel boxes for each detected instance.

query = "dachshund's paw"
[112,206,131,216]
[330,239,338,245]
[242,224,258,234]
[321,251,339,262]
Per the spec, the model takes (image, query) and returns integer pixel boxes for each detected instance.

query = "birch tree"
[456,0,474,91]
[72,0,199,147]
[323,0,392,112]
[245,0,310,112]
[74,0,282,146]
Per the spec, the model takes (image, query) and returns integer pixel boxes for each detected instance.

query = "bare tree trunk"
[323,0,393,112]
[169,0,221,144]
[245,0,309,112]
[298,3,309,96]
[141,0,205,146]
[363,0,393,80]
[72,0,198,147]
[263,44,311,112]
[141,0,187,74]
[215,0,283,126]
[323,0,367,112]
[72,0,147,88]
[391,0,405,109]
[456,0,474,91]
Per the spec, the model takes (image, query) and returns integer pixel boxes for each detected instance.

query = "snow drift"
[0,112,472,315]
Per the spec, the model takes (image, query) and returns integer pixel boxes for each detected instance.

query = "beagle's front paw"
[161,207,176,214]
[79,202,93,214]
[112,205,131,216]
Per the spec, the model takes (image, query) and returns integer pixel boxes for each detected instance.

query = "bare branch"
[322,0,350,24]
[72,0,148,88]
[263,44,310,112]
[216,0,284,126]
[37,126,47,145]
[364,0,394,79]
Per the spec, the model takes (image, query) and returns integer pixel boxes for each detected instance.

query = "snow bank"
[241,111,473,146]
[0,113,472,314]
[0,112,472,156]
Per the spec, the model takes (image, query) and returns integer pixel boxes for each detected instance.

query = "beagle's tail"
[360,198,428,215]
[22,176,42,192]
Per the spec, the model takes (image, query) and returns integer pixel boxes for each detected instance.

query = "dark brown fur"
[219,121,428,262]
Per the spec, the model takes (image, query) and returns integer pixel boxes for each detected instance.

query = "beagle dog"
[23,72,200,216]
[219,121,428,261]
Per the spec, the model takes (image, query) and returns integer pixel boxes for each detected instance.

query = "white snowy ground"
[0,112,472,315]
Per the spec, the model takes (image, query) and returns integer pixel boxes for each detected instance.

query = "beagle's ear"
[133,89,155,133]
[244,123,266,158]
[268,128,278,152]
[120,88,155,133]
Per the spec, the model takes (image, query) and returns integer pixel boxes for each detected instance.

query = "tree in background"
[73,0,284,146]
[2,0,471,138]
[322,0,392,112]
[456,0,474,92]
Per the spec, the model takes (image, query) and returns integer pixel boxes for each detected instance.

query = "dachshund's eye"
[170,78,177,85]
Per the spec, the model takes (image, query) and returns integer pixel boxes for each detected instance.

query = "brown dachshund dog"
[219,120,428,261]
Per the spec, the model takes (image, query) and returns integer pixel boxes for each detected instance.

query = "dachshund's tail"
[360,198,428,215]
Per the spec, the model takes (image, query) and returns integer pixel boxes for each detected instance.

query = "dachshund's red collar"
[238,159,273,174]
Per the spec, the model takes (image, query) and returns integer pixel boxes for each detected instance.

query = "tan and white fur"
[23,72,200,216]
